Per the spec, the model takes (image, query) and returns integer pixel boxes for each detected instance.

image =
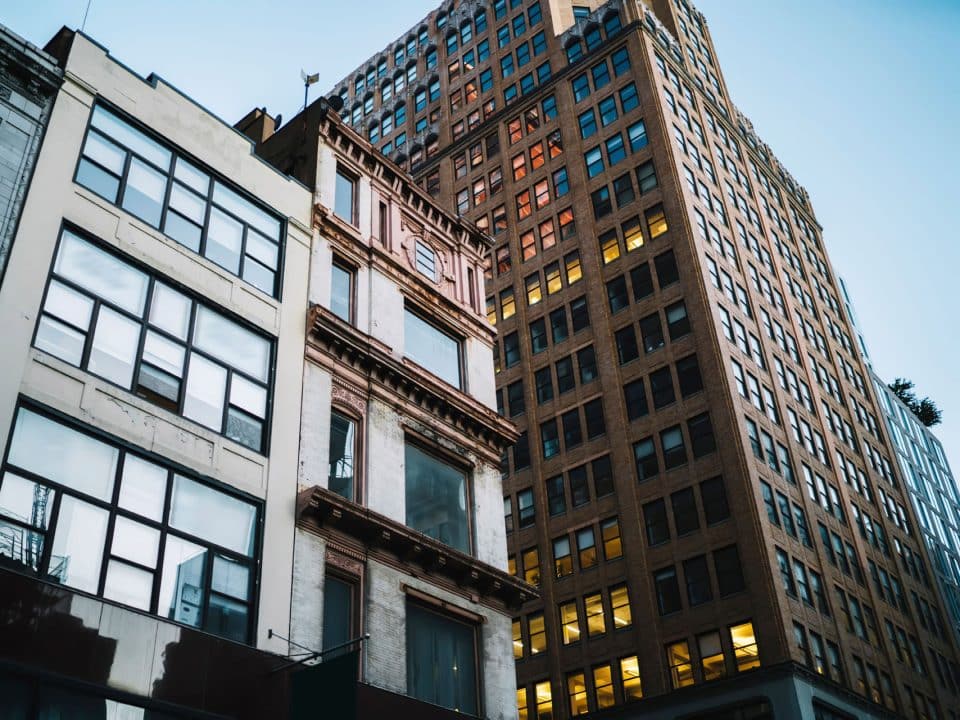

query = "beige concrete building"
[0,28,314,717]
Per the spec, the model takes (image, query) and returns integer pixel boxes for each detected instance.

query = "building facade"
[324,0,960,718]
[243,99,532,719]
[0,24,62,287]
[0,28,314,717]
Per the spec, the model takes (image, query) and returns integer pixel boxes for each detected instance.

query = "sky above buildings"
[5,0,959,470]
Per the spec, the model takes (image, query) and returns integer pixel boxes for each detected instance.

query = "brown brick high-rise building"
[318,0,960,717]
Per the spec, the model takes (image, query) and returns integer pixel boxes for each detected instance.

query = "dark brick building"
[321,0,960,717]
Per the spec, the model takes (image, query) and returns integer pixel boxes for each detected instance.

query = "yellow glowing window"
[508,555,517,576]
[577,527,597,570]
[554,536,573,578]
[545,263,562,295]
[698,631,726,680]
[600,232,620,264]
[646,205,668,239]
[517,687,529,720]
[730,621,760,672]
[623,217,644,251]
[513,618,524,659]
[526,274,542,306]
[585,592,606,637]
[535,681,552,719]
[500,287,516,320]
[523,547,540,586]
[529,613,546,654]
[565,252,583,284]
[560,601,581,644]
[521,230,537,261]
[620,656,643,700]
[602,518,622,560]
[610,584,632,629]
[593,665,614,709]
[667,640,694,688]
[567,672,588,716]
[486,297,496,325]
[539,218,556,250]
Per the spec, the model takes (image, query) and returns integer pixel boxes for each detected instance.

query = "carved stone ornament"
[331,379,366,416]
[325,545,365,576]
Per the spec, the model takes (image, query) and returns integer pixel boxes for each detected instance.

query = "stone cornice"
[299,486,537,612]
[307,305,519,458]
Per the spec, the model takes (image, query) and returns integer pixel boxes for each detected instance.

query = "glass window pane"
[118,455,166,521]
[230,375,267,418]
[76,158,121,201]
[174,156,210,195]
[91,105,171,169]
[205,207,243,273]
[323,575,354,653]
[183,353,227,431]
[245,230,279,270]
[159,535,206,628]
[142,331,185,378]
[50,496,108,593]
[241,258,275,295]
[331,264,352,322]
[193,306,270,382]
[0,518,44,572]
[111,516,160,567]
[206,592,248,643]
[329,412,356,500]
[55,231,148,314]
[8,409,118,501]
[103,560,153,610]
[213,181,280,240]
[0,473,54,529]
[169,474,256,556]
[407,603,478,714]
[88,306,141,388]
[148,282,191,340]
[34,315,86,365]
[335,171,355,223]
[44,280,94,330]
[405,444,469,553]
[225,408,263,451]
[211,554,249,600]
[82,130,125,175]
[168,182,206,225]
[404,309,461,388]
[121,157,167,227]
[163,210,202,252]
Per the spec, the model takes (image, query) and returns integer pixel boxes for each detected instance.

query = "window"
[541,419,560,459]
[627,120,648,152]
[684,555,712,606]
[592,455,614,497]
[650,366,675,409]
[546,475,565,516]
[667,640,694,688]
[729,621,760,671]
[714,545,745,595]
[561,409,582,449]
[666,300,691,339]
[535,366,554,405]
[677,355,703,396]
[621,656,643,700]
[37,231,273,452]
[76,105,285,296]
[654,567,682,615]
[568,672,588,716]
[644,499,669,545]
[639,313,664,353]
[415,241,438,281]
[405,443,469,553]
[404,307,461,387]
[634,437,658,481]
[0,407,259,642]
[553,535,573,578]
[522,547,540,585]
[335,166,357,224]
[329,411,357,501]
[624,378,648,420]
[330,261,353,322]
[507,380,525,417]
[645,204,668,238]
[585,592,605,636]
[688,413,716,457]
[529,613,546,654]
[323,573,358,657]
[671,487,699,535]
[699,631,725,681]
[406,602,478,714]
[577,527,597,570]
[700,476,729,525]
[517,488,535,528]
[560,600,581,644]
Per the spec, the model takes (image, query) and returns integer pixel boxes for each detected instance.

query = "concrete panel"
[365,398,405,522]
[22,355,85,409]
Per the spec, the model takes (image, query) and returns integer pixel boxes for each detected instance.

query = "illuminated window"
[529,612,546,654]
[560,600,581,644]
[522,547,540,586]
[583,592,606,637]
[565,251,583,284]
[535,681,553,719]
[517,687,528,720]
[667,640,694,688]
[601,518,622,559]
[730,621,760,671]
[600,229,620,264]
[593,664,614,709]
[526,273,543,305]
[610,584,632,629]
[500,287,516,319]
[646,204,668,238]
[577,527,597,569]
[623,215,644,251]
[567,672,588,716]
[513,618,524,659]
[698,631,726,680]
[545,262,562,294]
[554,536,573,577]
[620,656,643,700]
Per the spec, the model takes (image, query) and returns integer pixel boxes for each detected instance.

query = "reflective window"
[331,261,354,322]
[36,231,273,452]
[0,407,259,643]
[404,307,462,388]
[335,167,357,224]
[405,443,469,553]
[407,602,478,714]
[75,105,284,296]
[329,411,357,501]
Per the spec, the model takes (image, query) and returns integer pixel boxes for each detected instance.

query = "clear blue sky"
[5,1,959,471]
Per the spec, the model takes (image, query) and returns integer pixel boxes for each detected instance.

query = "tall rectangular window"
[405,443,469,553]
[76,105,284,296]
[404,307,462,388]
[335,167,357,224]
[0,407,258,643]
[323,573,358,656]
[36,230,273,452]
[407,602,478,714]
[331,260,353,322]
[328,411,357,500]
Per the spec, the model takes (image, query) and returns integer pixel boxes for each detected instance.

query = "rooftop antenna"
[301,69,319,112]
[81,0,92,32]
